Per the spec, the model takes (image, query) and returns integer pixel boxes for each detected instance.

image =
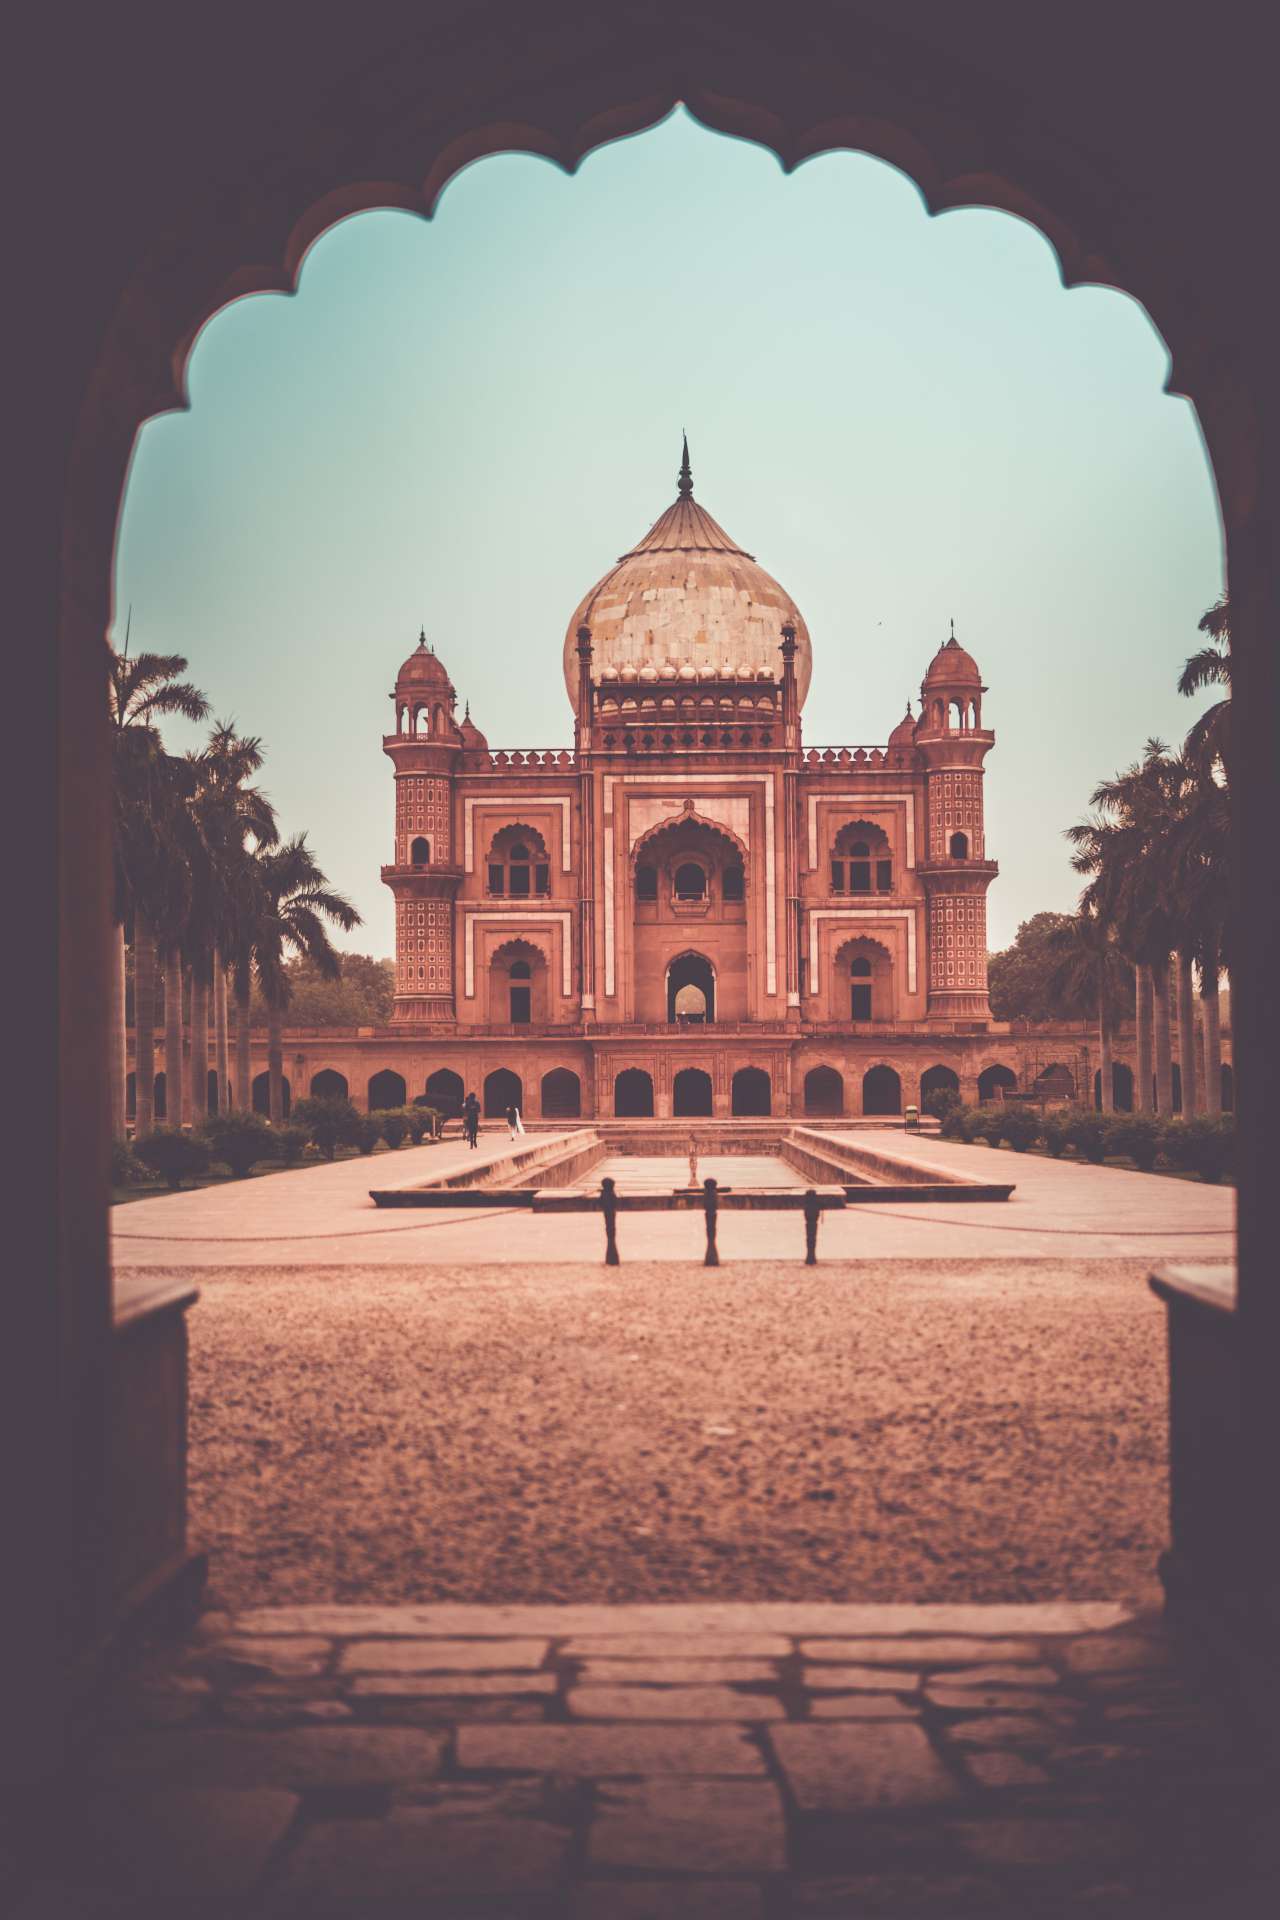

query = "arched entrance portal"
[252,1071,290,1118]
[920,1064,960,1104]
[667,953,714,1025]
[368,1069,406,1110]
[424,1069,464,1117]
[863,1065,902,1116]
[484,1068,522,1119]
[804,1065,844,1117]
[732,1066,771,1116]
[673,1067,713,1117]
[541,1068,581,1119]
[978,1064,1018,1103]
[1094,1063,1135,1112]
[310,1069,348,1100]
[614,1068,654,1117]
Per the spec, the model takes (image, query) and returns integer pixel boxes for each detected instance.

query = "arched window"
[722,861,745,903]
[668,952,715,1024]
[509,957,531,1023]
[635,863,657,902]
[831,822,892,895]
[486,826,550,898]
[949,830,969,860]
[674,861,706,901]
[409,835,430,866]
[851,955,872,1021]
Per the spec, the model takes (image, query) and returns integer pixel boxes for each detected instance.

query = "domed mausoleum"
[231,444,1082,1126]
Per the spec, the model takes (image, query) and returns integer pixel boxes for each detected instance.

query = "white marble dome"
[563,453,813,714]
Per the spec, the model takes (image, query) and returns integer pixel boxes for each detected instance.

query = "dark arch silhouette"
[409,835,430,866]
[541,1067,581,1119]
[732,1066,771,1116]
[1094,1063,1135,1112]
[804,1064,844,1117]
[614,1068,654,1118]
[252,1071,290,1118]
[153,1071,167,1121]
[950,830,969,858]
[862,1064,902,1116]
[484,1067,522,1119]
[1033,1063,1075,1101]
[368,1069,407,1110]
[424,1068,464,1116]
[311,1068,348,1100]
[673,1067,713,1117]
[978,1064,1018,1103]
[668,952,714,1024]
[920,1064,960,1101]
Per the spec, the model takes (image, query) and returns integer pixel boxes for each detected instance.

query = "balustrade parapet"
[801,745,892,768]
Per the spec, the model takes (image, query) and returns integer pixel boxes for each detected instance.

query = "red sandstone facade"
[128,453,1233,1124]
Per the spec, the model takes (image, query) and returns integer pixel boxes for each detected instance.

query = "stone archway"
[484,1067,523,1119]
[425,1068,464,1117]
[368,1069,406,1110]
[310,1068,348,1100]
[978,1064,1018,1103]
[667,952,715,1025]
[862,1064,902,1116]
[804,1064,844,1117]
[541,1067,581,1119]
[614,1068,654,1117]
[732,1066,771,1116]
[673,1067,713,1117]
[27,4,1280,1751]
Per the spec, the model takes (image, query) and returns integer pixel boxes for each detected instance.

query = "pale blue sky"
[112,108,1223,957]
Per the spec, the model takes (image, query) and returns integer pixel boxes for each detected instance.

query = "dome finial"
[948,616,957,646]
[418,625,427,648]
[678,432,693,500]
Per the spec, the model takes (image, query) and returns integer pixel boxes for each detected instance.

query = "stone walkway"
[27,1604,1276,1917]
[111,1128,1235,1268]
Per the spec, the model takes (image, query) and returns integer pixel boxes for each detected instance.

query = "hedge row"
[113,1099,444,1190]
[938,1102,1234,1181]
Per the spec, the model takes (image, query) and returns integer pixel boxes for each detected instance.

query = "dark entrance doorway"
[424,1068,464,1117]
[732,1066,771,1116]
[673,1067,713,1117]
[484,1068,522,1118]
[804,1065,843,1116]
[614,1068,654,1117]
[862,1065,901,1115]
[668,952,714,1024]
[541,1068,581,1119]
[369,1069,407,1110]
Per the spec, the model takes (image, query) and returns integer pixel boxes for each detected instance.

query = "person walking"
[462,1090,481,1149]
[505,1101,524,1141]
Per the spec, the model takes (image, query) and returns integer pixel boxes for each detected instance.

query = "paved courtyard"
[32,1603,1276,1918]
[111,1125,1235,1266]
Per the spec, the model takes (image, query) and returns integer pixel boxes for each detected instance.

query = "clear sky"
[112,108,1223,958]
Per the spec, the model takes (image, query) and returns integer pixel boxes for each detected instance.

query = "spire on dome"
[677,432,693,500]
[418,626,427,647]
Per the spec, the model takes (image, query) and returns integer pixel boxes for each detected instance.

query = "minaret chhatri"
[913,621,998,1022]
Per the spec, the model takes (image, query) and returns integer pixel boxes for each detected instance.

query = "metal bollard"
[601,1177,620,1266]
[703,1176,720,1267]
[803,1189,821,1265]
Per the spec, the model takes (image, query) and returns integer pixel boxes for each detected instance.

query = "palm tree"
[246,836,361,1121]
[184,724,278,1119]
[108,640,209,1138]
[1044,909,1134,1111]
[1068,741,1189,1117]
[1179,593,1230,779]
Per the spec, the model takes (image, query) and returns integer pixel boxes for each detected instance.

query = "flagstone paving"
[21,1604,1275,1918]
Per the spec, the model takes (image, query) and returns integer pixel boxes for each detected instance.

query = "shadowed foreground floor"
[32,1604,1278,1918]
[182,1258,1167,1611]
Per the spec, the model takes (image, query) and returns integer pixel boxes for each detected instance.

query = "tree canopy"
[986,912,1079,1020]
[250,951,394,1027]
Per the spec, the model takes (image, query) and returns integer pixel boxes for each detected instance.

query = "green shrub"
[133,1127,211,1191]
[1105,1114,1161,1171]
[200,1112,274,1179]
[403,1106,430,1144]
[380,1110,408,1149]
[292,1095,362,1161]
[1040,1112,1069,1157]
[954,1106,989,1143]
[1162,1115,1234,1183]
[974,1105,1005,1146]
[270,1124,309,1165]
[112,1138,143,1186]
[1064,1108,1108,1162]
[938,1106,967,1141]
[353,1114,384,1155]
[998,1107,1041,1152]
[922,1085,963,1122]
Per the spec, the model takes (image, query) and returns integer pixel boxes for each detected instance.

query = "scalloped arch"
[149,78,1201,434]
[630,810,749,867]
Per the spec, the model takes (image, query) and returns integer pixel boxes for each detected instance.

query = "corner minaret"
[913,623,998,1022]
[381,630,464,1023]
